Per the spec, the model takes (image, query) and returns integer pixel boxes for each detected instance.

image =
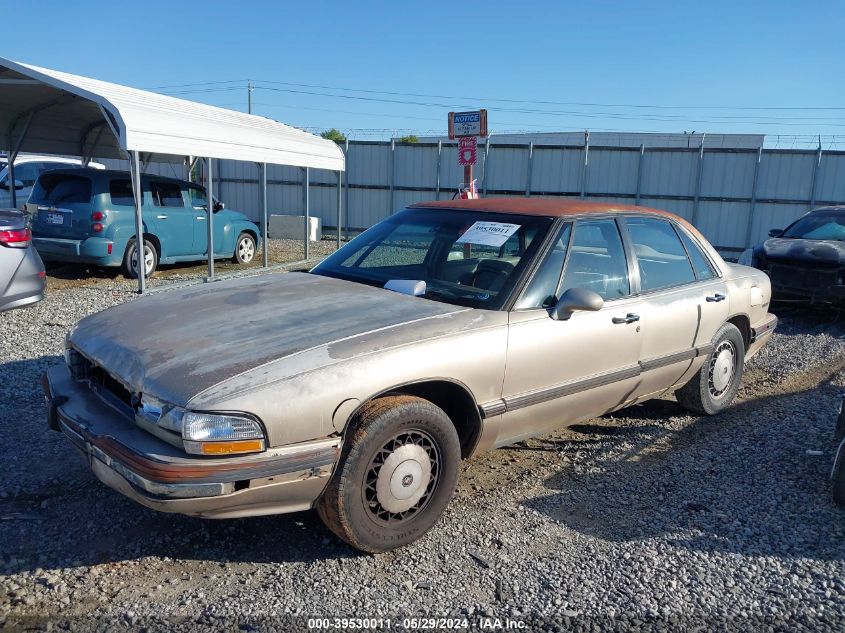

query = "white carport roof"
[0,57,345,171]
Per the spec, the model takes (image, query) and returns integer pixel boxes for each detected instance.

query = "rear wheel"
[122,239,157,279]
[233,232,256,265]
[676,322,745,415]
[316,395,460,553]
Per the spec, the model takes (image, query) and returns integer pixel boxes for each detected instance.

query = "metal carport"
[0,57,345,293]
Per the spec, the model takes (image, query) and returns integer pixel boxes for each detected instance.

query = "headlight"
[737,248,754,267]
[181,411,266,456]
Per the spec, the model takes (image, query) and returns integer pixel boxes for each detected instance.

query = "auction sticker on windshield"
[455,221,520,248]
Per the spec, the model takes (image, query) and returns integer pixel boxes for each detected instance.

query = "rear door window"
[150,181,185,208]
[30,174,92,205]
[109,179,135,206]
[626,217,697,291]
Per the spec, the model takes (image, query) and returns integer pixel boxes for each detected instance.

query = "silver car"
[43,199,776,552]
[0,208,45,312]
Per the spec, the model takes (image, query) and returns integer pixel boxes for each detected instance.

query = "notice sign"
[458,136,477,166]
[455,221,521,248]
[448,110,488,139]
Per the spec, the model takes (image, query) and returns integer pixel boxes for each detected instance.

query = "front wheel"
[122,239,158,279]
[233,232,256,264]
[316,395,460,553]
[675,322,745,415]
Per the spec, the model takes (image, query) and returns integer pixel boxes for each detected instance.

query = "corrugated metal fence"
[106,140,845,252]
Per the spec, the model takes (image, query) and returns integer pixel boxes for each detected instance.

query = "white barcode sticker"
[455,221,521,248]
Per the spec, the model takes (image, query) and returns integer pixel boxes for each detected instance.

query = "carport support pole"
[207,158,215,279]
[7,111,35,209]
[130,150,145,294]
[261,163,268,268]
[303,167,310,260]
[7,160,15,209]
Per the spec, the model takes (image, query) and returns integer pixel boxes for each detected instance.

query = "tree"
[398,134,419,143]
[320,128,347,143]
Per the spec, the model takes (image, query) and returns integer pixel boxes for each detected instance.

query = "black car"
[739,206,845,305]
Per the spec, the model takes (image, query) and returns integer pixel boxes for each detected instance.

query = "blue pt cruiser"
[27,168,261,277]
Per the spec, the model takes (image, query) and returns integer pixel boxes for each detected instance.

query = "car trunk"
[28,172,97,240]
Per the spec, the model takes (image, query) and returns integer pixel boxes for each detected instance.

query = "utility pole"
[247,80,253,114]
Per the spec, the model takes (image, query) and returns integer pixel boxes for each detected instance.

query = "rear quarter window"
[109,179,135,206]
[30,174,92,205]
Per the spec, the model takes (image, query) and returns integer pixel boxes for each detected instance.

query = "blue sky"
[3,0,843,144]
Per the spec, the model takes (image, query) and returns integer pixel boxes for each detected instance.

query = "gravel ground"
[43,237,340,292]
[0,271,844,631]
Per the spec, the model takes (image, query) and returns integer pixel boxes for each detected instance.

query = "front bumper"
[42,364,340,518]
[766,263,845,305]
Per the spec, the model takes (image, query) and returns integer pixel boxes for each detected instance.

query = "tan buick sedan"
[43,199,776,552]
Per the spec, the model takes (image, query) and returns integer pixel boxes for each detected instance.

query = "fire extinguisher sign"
[458,137,478,166]
[448,110,488,140]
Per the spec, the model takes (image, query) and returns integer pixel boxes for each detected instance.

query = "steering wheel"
[470,260,514,291]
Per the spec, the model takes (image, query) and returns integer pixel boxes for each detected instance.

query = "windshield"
[312,207,553,309]
[782,211,845,241]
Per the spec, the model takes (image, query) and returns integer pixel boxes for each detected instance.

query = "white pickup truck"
[0,154,103,209]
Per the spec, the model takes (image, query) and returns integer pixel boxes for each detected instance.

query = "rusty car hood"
[762,237,845,267]
[67,272,466,405]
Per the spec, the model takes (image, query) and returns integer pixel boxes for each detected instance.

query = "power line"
[148,79,248,90]
[153,78,845,114]
[245,85,845,126]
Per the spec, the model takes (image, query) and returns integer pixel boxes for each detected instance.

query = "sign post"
[448,110,487,198]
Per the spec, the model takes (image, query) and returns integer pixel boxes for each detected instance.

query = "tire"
[675,322,745,415]
[832,439,845,506]
[122,238,158,279]
[316,395,460,553]
[233,232,256,265]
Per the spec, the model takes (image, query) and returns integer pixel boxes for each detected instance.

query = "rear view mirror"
[550,288,604,321]
[768,228,783,238]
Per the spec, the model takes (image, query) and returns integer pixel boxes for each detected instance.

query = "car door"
[497,217,645,447]
[676,223,731,371]
[187,184,225,256]
[149,179,194,257]
[620,216,726,399]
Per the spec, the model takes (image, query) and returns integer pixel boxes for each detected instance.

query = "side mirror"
[768,228,783,238]
[550,288,604,321]
[13,179,24,191]
[213,199,225,212]
[1,179,24,191]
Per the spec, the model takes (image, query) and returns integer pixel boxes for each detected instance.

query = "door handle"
[706,293,726,302]
[156,214,168,219]
[612,313,640,324]
[196,216,206,220]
